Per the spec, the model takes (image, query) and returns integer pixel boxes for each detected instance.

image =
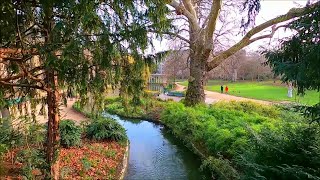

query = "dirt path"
[60,99,88,122]
[37,99,88,124]
[174,83,271,105]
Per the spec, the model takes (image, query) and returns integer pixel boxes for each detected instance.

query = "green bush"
[105,97,168,120]
[15,148,48,179]
[160,101,309,179]
[85,117,126,142]
[0,118,24,148]
[161,102,282,157]
[59,120,82,148]
[238,125,320,179]
[104,97,122,104]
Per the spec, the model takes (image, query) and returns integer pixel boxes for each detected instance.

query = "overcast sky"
[148,0,308,53]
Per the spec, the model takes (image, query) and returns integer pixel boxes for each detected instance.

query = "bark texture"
[46,71,60,178]
[185,31,210,106]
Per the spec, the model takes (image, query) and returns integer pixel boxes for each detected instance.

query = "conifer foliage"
[0,0,171,174]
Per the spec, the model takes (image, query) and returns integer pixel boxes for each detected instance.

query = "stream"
[105,113,209,180]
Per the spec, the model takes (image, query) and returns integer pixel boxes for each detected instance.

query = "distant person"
[287,82,293,98]
[225,86,229,93]
[220,85,224,93]
[67,88,72,99]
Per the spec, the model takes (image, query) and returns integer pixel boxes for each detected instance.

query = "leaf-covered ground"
[1,140,127,179]
[1,147,25,180]
[59,140,127,179]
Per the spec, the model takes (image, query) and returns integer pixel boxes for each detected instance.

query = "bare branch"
[182,0,197,18]
[249,25,287,43]
[168,0,200,31]
[148,30,190,43]
[207,1,320,71]
[205,0,222,40]
[0,73,25,82]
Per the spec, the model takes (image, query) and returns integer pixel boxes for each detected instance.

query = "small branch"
[0,73,25,82]
[148,30,190,43]
[0,48,38,59]
[0,81,46,91]
[249,25,287,43]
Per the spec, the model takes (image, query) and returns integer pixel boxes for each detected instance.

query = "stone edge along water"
[119,140,130,180]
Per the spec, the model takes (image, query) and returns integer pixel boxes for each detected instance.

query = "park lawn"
[178,80,319,105]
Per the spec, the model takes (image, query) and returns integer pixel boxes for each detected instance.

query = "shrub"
[160,101,310,179]
[15,148,48,179]
[237,125,320,180]
[85,117,126,142]
[213,101,280,118]
[26,123,45,146]
[59,120,82,148]
[161,102,279,157]
[201,156,240,180]
[0,118,24,148]
[104,97,122,104]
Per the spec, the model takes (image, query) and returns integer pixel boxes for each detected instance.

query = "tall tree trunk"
[185,31,209,106]
[46,70,60,179]
[184,24,213,106]
[43,4,60,178]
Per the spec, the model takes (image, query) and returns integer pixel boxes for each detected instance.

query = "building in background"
[147,61,167,92]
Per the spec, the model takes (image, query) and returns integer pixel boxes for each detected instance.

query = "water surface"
[105,114,209,180]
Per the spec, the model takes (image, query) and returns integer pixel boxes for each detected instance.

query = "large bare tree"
[165,0,320,105]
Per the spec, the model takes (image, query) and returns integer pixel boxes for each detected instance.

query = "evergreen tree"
[0,0,171,176]
[266,4,320,122]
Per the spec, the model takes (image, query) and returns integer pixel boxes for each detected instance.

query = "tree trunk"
[184,28,211,106]
[43,5,60,178]
[232,68,237,82]
[185,38,208,106]
[46,70,60,179]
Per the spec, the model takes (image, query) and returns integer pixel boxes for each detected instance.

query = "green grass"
[179,80,319,105]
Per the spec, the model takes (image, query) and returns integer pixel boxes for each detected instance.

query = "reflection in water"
[105,113,209,180]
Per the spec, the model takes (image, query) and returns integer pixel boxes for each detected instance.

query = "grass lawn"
[178,80,319,105]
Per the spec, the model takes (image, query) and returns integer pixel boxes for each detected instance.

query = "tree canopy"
[266,5,320,95]
[0,0,171,99]
[0,0,172,174]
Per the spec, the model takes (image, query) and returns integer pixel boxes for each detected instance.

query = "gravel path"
[160,83,272,105]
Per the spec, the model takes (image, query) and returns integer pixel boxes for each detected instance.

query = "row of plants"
[161,101,320,179]
[105,97,320,179]
[104,97,167,120]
